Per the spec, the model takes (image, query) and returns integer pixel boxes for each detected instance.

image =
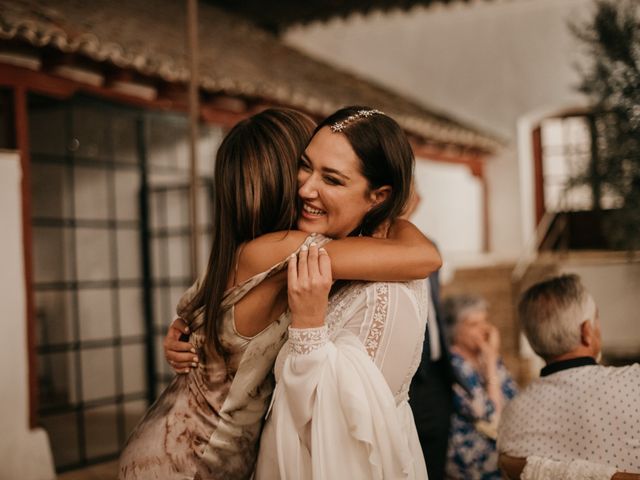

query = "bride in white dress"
[255,108,429,479]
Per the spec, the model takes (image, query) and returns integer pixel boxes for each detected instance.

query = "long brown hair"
[185,108,316,358]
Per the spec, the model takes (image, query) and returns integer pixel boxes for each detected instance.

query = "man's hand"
[163,318,198,373]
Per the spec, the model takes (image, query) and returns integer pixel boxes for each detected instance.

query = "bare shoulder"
[239,230,310,276]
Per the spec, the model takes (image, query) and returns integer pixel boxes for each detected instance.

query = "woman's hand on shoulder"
[288,243,332,329]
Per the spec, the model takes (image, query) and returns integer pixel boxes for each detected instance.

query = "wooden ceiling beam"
[411,139,487,171]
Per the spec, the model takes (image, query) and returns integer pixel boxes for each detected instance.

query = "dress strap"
[231,242,247,288]
[221,233,331,308]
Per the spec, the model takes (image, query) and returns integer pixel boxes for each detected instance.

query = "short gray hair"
[518,274,596,360]
[442,294,488,344]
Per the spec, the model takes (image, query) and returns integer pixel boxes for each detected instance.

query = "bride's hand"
[288,243,332,329]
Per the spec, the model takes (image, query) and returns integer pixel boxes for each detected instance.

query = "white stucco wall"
[561,261,640,356]
[0,151,55,480]
[284,0,593,258]
[412,157,483,257]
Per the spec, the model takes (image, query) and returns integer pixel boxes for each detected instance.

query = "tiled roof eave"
[0,0,503,153]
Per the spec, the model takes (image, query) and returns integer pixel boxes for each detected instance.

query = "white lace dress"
[255,280,430,480]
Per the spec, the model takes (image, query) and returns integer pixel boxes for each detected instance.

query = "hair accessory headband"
[330,109,385,133]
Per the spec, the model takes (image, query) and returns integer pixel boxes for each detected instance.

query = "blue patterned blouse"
[445,352,518,480]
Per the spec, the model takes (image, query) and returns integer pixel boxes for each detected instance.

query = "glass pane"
[197,125,223,176]
[38,351,78,408]
[124,399,148,438]
[35,290,74,346]
[148,190,163,231]
[151,236,167,281]
[112,113,139,164]
[29,107,68,156]
[31,163,69,219]
[600,185,623,210]
[564,116,589,145]
[118,287,145,338]
[75,228,111,282]
[0,89,13,149]
[72,104,110,160]
[74,166,109,220]
[32,227,71,283]
[114,169,141,221]
[77,288,114,341]
[39,412,80,468]
[542,153,568,178]
[122,344,146,395]
[165,189,189,229]
[167,235,190,278]
[153,287,171,328]
[84,404,119,459]
[81,347,116,402]
[147,116,188,170]
[541,118,563,148]
[117,229,141,281]
[565,184,592,211]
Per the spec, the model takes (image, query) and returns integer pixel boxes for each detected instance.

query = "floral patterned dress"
[445,352,517,480]
[119,234,325,480]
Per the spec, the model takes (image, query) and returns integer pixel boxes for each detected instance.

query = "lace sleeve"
[288,325,329,355]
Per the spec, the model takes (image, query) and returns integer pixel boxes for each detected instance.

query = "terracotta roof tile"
[0,0,502,152]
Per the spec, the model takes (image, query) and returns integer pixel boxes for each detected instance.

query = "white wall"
[0,150,55,480]
[284,0,593,258]
[412,157,483,257]
[561,261,640,356]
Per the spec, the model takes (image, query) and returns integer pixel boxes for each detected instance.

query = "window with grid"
[29,93,220,471]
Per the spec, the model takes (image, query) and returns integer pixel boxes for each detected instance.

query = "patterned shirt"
[498,359,640,472]
[446,352,518,480]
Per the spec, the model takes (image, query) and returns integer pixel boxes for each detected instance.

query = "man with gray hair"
[497,274,640,473]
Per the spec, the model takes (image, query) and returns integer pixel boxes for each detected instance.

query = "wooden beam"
[0,62,180,111]
[187,0,201,275]
[411,140,487,172]
[532,126,545,225]
[104,70,158,101]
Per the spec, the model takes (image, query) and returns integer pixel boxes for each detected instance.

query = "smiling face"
[296,126,387,239]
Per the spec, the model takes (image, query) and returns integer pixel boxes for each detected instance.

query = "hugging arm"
[165,219,441,372]
[267,247,418,477]
[240,218,441,283]
[325,218,441,281]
